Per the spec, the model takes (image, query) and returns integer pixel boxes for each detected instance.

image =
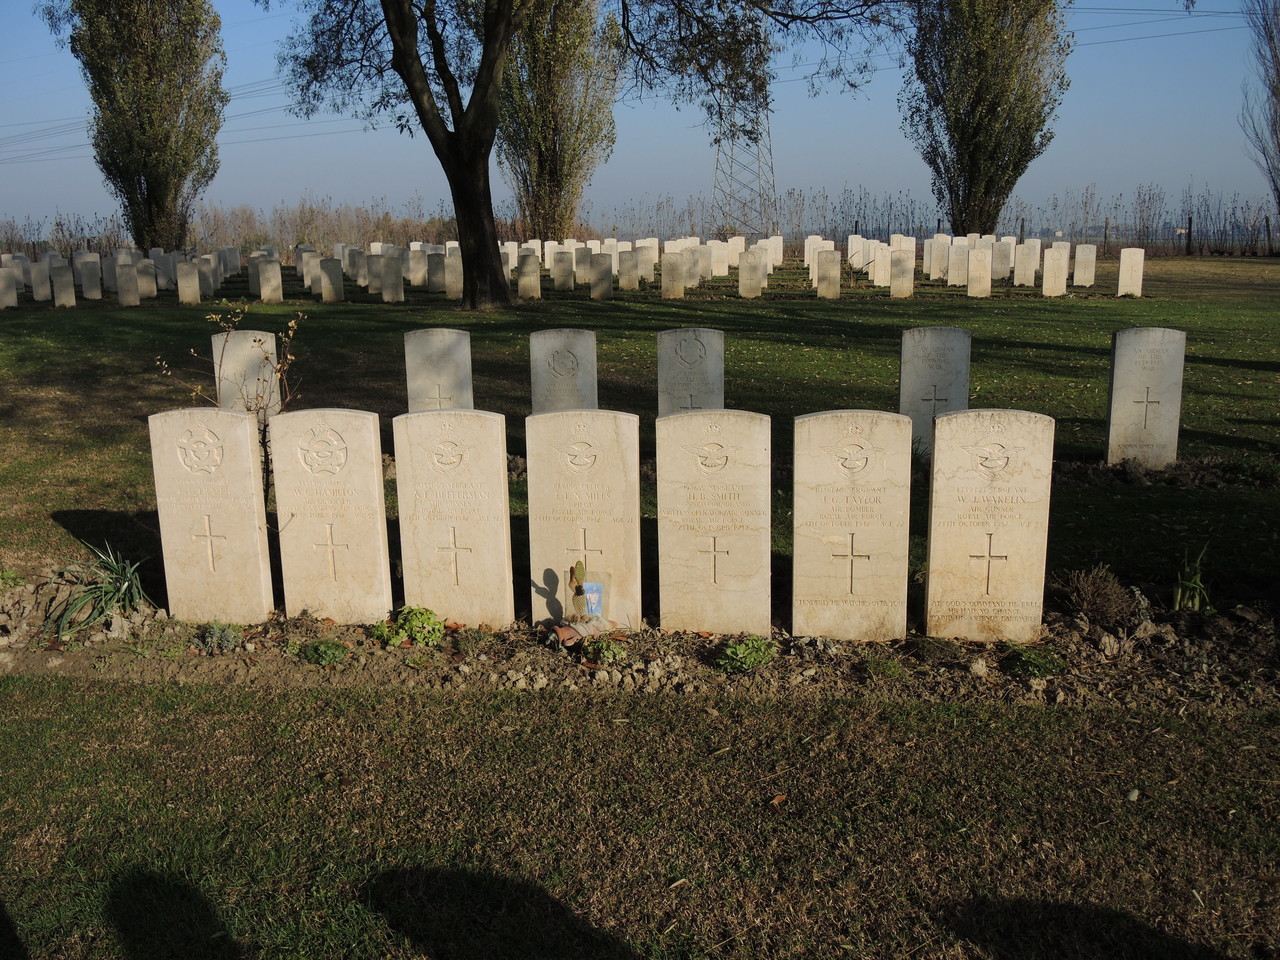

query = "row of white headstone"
[0,247,243,309]
[151,405,1053,644]
[217,322,1184,472]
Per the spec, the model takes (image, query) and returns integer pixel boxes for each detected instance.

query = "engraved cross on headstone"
[699,535,730,584]
[192,514,226,573]
[969,532,1009,596]
[424,384,453,410]
[313,522,349,582]
[1133,386,1160,429]
[437,525,472,586]
[831,532,871,595]
[564,527,604,568]
[679,394,702,411]
[921,384,949,414]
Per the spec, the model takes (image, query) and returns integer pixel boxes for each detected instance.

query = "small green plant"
[370,606,445,648]
[298,639,348,667]
[1173,545,1214,614]
[863,656,905,679]
[194,621,241,656]
[453,626,489,655]
[999,644,1065,679]
[714,635,777,674]
[46,541,152,639]
[1057,563,1137,629]
[0,569,24,590]
[584,635,628,665]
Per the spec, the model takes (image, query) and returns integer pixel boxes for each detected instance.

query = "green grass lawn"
[1,255,1278,958]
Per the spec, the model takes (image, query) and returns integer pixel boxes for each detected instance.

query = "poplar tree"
[39,0,229,252]
[1241,0,1280,218]
[899,0,1071,235]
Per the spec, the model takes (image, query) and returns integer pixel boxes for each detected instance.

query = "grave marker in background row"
[517,253,541,299]
[657,328,725,417]
[1073,244,1097,287]
[51,264,75,308]
[404,328,474,412]
[890,249,914,298]
[213,330,280,417]
[656,410,771,636]
[1042,247,1068,297]
[445,254,463,299]
[259,261,283,304]
[526,410,642,627]
[925,409,1055,642]
[967,248,992,298]
[117,262,140,307]
[394,409,514,627]
[898,326,971,453]
[1106,326,1185,468]
[530,328,598,413]
[1117,247,1145,297]
[269,409,393,623]
[149,409,274,624]
[792,410,911,641]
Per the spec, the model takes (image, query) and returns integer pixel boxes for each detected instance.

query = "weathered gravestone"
[1106,326,1185,468]
[366,254,384,295]
[890,249,914,299]
[589,253,612,300]
[426,252,446,293]
[445,253,464,300]
[51,264,76,308]
[792,410,911,641]
[0,268,17,309]
[992,240,1014,281]
[136,259,158,299]
[30,260,51,302]
[1117,247,1145,297]
[738,249,762,299]
[816,249,841,299]
[657,328,725,417]
[899,326,971,453]
[517,253,542,299]
[925,409,1054,642]
[320,258,344,302]
[269,409,393,622]
[618,249,639,291]
[176,261,201,305]
[947,242,969,287]
[1013,244,1036,287]
[149,409,274,623]
[551,251,574,291]
[661,253,684,299]
[1073,244,1097,287]
[530,329,598,413]
[259,260,283,304]
[381,254,405,303]
[404,327,474,412]
[408,248,428,287]
[393,410,514,627]
[213,330,281,417]
[117,261,141,307]
[526,410,642,627]
[967,247,992,298]
[1041,247,1068,297]
[656,410,771,636]
[80,255,102,300]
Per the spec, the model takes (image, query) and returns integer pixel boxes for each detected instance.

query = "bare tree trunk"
[442,140,513,310]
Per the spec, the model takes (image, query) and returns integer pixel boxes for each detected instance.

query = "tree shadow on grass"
[106,868,243,960]
[364,866,640,960]
[1,900,30,960]
[942,897,1232,960]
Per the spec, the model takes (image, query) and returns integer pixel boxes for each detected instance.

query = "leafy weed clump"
[584,635,628,665]
[194,621,242,656]
[714,635,777,674]
[1000,644,1066,679]
[371,606,445,648]
[298,640,348,667]
[0,569,24,590]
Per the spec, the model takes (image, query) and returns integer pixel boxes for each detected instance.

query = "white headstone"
[656,410,771,636]
[967,247,991,298]
[1073,244,1097,287]
[530,329,598,413]
[551,251,574,291]
[925,409,1055,642]
[517,252,542,299]
[1013,244,1036,287]
[320,258,344,302]
[405,328,474,412]
[445,252,463,300]
[393,410,514,627]
[738,249,762,299]
[947,243,969,287]
[816,249,841,299]
[618,249,639,291]
[381,253,405,303]
[792,410,911,641]
[213,330,281,418]
[589,253,612,300]
[890,249,914,299]
[149,409,274,623]
[177,261,201,305]
[1117,247,1145,297]
[80,255,102,300]
[898,326,971,454]
[1106,327,1185,468]
[657,328,725,417]
[51,263,76,308]
[269,409,393,622]
[1041,247,1068,297]
[259,261,283,304]
[526,410,642,627]
[117,261,140,307]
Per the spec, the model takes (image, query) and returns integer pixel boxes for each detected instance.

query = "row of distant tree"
[37,0,1280,310]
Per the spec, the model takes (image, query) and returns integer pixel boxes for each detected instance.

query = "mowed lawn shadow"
[106,868,244,959]
[364,866,643,960]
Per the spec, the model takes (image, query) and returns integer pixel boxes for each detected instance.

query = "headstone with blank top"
[381,255,405,303]
[738,249,762,299]
[445,253,463,300]
[589,253,612,300]
[51,264,76,308]
[1041,248,1068,297]
[1105,326,1185,468]
[427,252,446,292]
[1024,238,1042,274]
[792,410,911,641]
[530,328,598,413]
[872,245,892,287]
[1073,244,1097,287]
[518,253,542,299]
[816,249,841,298]
[526,409,642,627]
[657,328,724,417]
[408,249,428,287]
[899,326,971,454]
[552,251,574,291]
[149,408,275,624]
[366,254,384,295]
[81,255,102,299]
[197,258,215,297]
[992,240,1014,280]
[259,260,283,304]
[213,329,281,418]
[617,249,638,291]
[1117,248,1145,297]
[890,250,914,298]
[967,247,991,298]
[177,261,201,304]
[269,408,393,623]
[925,409,1055,643]
[30,260,51,302]
[393,409,514,627]
[405,327,474,412]
[117,261,141,307]
[574,246,592,286]
[320,258,344,302]
[656,410,771,636]
[0,268,18,309]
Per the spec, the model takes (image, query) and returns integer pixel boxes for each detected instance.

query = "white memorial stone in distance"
[589,253,612,300]
[530,329,598,413]
[661,253,684,299]
[136,259,158,299]
[213,330,281,418]
[792,410,911,641]
[149,409,274,623]
[259,260,284,304]
[51,264,76,308]
[657,328,725,417]
[551,251,574,291]
[517,252,542,299]
[1117,247,1145,297]
[1106,326,1186,468]
[816,249,841,299]
[925,409,1054,643]
[617,249,639,291]
[656,410,771,636]
[394,410,514,627]
[1073,244,1097,287]
[738,249,762,299]
[176,261,201,304]
[0,269,17,309]
[992,240,1014,281]
[967,247,992,298]
[1013,243,1036,287]
[269,409,393,622]
[30,260,51,302]
[366,254,384,295]
[445,253,463,300]
[117,261,141,307]
[526,410,642,627]
[427,252,446,293]
[381,254,405,303]
[320,258,344,302]
[1042,247,1068,297]
[405,327,474,412]
[81,255,102,299]
[890,249,914,298]
[947,242,969,287]
[898,326,971,454]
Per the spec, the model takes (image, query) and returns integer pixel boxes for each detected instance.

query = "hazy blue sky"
[0,1,1263,233]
